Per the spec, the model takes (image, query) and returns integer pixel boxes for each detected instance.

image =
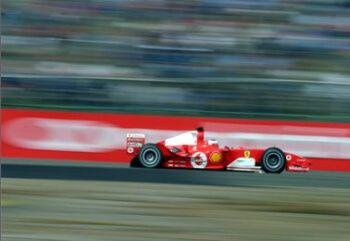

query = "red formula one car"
[127,127,310,173]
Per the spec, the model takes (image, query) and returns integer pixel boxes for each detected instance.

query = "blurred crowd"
[2,0,350,120]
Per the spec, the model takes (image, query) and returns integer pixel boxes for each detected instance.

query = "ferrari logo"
[244,150,250,158]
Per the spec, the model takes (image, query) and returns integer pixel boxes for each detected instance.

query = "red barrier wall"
[2,108,350,171]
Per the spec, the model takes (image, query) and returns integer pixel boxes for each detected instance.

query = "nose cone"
[299,158,311,167]
[286,155,311,172]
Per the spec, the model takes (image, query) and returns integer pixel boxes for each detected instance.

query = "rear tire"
[138,144,163,168]
[261,147,286,173]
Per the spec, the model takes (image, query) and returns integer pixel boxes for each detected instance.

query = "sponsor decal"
[286,154,292,161]
[209,151,222,164]
[126,133,145,138]
[127,147,134,153]
[228,157,255,168]
[288,166,309,171]
[191,152,208,169]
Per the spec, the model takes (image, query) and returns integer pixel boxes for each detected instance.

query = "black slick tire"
[138,143,163,168]
[261,147,286,173]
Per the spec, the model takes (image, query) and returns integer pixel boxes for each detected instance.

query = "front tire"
[138,144,163,168]
[261,147,286,173]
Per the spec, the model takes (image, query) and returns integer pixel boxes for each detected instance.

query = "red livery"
[127,127,310,173]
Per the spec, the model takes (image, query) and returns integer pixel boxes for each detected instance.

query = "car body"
[127,127,310,173]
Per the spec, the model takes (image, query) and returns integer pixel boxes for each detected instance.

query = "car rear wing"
[126,133,145,155]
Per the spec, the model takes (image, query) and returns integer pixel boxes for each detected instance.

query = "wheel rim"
[142,149,159,166]
[265,153,282,169]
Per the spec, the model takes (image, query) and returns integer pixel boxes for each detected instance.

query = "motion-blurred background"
[2,0,350,121]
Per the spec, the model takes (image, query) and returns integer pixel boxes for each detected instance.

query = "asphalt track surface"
[2,162,350,188]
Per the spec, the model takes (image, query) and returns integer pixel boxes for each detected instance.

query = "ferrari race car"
[127,127,310,173]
